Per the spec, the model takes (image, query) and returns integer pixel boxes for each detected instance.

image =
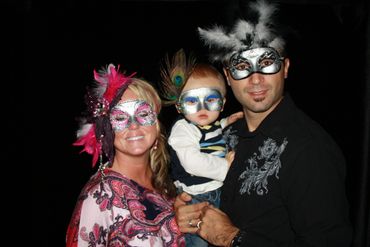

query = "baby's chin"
[184,111,221,126]
[189,118,214,127]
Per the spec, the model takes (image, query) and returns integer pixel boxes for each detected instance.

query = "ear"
[221,97,226,112]
[175,103,181,114]
[223,68,231,86]
[153,139,158,150]
[283,58,290,79]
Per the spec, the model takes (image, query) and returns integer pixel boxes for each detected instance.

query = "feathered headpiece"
[159,48,197,105]
[73,64,134,167]
[198,0,285,64]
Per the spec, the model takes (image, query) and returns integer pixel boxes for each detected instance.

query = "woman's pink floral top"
[66,170,185,247]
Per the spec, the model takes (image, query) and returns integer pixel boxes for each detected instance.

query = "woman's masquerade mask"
[110,100,157,132]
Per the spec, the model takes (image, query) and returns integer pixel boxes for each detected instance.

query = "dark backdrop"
[25,0,369,246]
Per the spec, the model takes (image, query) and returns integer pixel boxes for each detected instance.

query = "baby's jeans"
[184,188,221,247]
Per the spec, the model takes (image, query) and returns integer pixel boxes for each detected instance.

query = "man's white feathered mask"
[198,0,285,64]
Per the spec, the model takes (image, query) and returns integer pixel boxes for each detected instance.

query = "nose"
[128,122,139,130]
[249,72,263,85]
[199,101,206,110]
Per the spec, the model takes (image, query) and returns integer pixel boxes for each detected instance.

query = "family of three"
[66,0,352,246]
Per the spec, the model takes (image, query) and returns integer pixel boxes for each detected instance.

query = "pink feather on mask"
[74,64,135,167]
[73,124,101,167]
[93,64,134,104]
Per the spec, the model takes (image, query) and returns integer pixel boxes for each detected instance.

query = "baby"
[160,49,242,247]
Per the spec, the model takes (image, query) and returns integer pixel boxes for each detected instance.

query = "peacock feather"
[160,48,197,105]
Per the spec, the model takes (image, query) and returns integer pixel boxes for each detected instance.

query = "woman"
[66,64,185,247]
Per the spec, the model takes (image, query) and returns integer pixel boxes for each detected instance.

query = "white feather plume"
[255,23,272,43]
[198,0,285,62]
[93,64,115,97]
[76,122,93,138]
[232,20,254,42]
[198,26,242,50]
[251,0,277,24]
[269,37,285,53]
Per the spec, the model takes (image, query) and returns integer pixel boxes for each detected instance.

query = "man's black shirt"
[221,95,352,246]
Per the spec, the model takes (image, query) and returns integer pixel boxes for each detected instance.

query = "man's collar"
[232,94,295,139]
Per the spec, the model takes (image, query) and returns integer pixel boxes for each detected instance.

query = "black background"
[24,0,369,246]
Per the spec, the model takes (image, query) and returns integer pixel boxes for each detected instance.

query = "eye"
[184,96,199,105]
[205,95,221,103]
[137,110,151,118]
[114,114,129,121]
[235,62,251,71]
[259,58,274,68]
[206,98,218,103]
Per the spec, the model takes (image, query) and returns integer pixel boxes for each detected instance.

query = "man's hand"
[197,206,239,246]
[174,192,209,234]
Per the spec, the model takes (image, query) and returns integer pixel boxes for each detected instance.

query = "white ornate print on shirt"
[223,127,239,153]
[239,137,288,195]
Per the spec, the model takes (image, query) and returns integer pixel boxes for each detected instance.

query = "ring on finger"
[196,220,203,229]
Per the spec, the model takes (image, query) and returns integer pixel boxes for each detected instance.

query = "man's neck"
[244,97,283,132]
[244,110,268,132]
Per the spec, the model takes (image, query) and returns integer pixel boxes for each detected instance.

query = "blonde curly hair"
[126,78,176,198]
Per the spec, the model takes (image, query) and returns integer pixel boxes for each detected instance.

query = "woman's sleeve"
[75,191,114,247]
[66,180,117,247]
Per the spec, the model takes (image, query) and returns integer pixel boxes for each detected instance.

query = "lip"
[248,89,268,98]
[198,114,208,119]
[126,136,144,141]
[248,89,267,95]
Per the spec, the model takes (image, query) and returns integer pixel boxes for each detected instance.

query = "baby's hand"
[225,111,244,126]
[225,151,235,167]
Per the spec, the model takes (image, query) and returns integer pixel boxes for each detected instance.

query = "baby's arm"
[225,150,235,167]
[222,111,244,127]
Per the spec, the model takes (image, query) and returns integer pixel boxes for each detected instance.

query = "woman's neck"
[111,153,154,190]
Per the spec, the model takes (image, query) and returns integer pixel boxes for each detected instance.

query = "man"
[174,0,353,246]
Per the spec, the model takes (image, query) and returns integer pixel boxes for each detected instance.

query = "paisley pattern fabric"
[66,170,185,247]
